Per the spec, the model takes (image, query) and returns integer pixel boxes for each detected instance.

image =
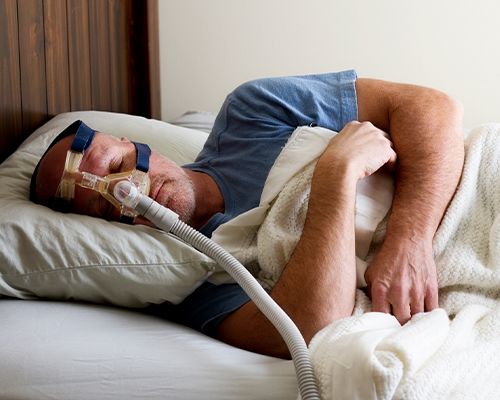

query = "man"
[31,71,464,358]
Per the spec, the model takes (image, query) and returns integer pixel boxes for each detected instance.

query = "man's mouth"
[150,183,161,202]
[151,183,172,209]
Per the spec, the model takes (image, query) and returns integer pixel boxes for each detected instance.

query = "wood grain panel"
[131,0,161,119]
[0,0,23,155]
[0,0,161,163]
[18,0,48,135]
[108,0,131,114]
[146,0,161,119]
[67,0,92,110]
[44,0,71,116]
[89,0,112,111]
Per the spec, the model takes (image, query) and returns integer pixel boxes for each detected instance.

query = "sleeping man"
[30,71,465,358]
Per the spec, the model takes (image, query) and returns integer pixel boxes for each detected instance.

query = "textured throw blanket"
[212,124,500,399]
[301,124,500,400]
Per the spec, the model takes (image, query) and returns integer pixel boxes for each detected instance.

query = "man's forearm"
[357,79,464,321]
[218,158,360,358]
[385,84,464,242]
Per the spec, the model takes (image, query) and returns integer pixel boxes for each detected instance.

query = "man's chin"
[133,215,157,228]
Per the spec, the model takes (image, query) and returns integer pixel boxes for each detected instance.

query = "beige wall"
[159,0,500,128]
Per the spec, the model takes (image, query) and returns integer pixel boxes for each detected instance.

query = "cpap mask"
[55,121,151,223]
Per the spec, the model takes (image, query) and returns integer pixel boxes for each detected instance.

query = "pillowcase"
[169,110,217,134]
[0,111,217,307]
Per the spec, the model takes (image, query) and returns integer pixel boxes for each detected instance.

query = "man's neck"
[184,169,225,230]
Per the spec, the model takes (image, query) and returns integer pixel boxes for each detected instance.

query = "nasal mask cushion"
[55,121,151,224]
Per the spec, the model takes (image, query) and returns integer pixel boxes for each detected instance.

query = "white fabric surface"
[169,110,217,133]
[0,111,218,306]
[305,124,500,400]
[0,298,298,399]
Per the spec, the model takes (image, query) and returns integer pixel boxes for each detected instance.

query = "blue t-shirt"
[152,71,359,336]
[184,70,358,237]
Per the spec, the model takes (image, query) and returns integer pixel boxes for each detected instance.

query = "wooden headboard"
[0,0,160,163]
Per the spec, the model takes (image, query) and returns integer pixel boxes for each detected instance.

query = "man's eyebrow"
[98,144,114,170]
[100,142,113,157]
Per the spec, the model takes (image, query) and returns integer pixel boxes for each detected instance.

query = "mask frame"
[55,121,151,224]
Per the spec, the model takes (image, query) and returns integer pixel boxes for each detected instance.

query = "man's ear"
[120,137,130,142]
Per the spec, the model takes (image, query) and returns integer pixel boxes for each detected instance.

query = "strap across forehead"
[71,121,97,152]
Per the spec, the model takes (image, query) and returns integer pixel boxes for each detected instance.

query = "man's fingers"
[372,299,392,315]
[409,285,425,316]
[388,282,412,324]
[370,282,417,325]
[365,250,439,325]
[385,148,398,173]
[372,286,435,325]
[392,302,412,325]
[425,282,439,312]
[369,284,392,314]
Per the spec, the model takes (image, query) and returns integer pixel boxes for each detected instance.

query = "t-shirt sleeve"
[145,282,251,338]
[212,69,358,141]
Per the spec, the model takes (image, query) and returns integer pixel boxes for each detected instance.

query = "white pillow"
[0,111,217,307]
[169,110,217,134]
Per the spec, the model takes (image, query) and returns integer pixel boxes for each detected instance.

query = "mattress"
[0,298,298,399]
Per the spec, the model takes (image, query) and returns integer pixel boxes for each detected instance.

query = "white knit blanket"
[211,124,500,399]
[302,124,500,400]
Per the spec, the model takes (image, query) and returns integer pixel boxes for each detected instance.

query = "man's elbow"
[425,88,464,132]
[403,87,465,150]
[440,91,464,125]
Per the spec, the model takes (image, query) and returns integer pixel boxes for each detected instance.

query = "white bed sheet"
[0,298,298,399]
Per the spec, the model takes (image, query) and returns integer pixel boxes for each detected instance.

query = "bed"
[0,2,300,399]
[4,2,500,400]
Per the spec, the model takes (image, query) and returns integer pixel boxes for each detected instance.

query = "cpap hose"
[114,181,320,400]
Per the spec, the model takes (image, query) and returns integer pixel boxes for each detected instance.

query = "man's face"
[36,132,196,226]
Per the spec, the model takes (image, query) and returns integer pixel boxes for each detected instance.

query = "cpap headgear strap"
[54,120,151,224]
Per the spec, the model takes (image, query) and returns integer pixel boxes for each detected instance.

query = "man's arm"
[217,78,463,357]
[217,121,397,358]
[356,78,464,324]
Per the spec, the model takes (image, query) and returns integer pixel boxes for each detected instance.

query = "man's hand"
[322,120,397,181]
[365,236,439,324]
